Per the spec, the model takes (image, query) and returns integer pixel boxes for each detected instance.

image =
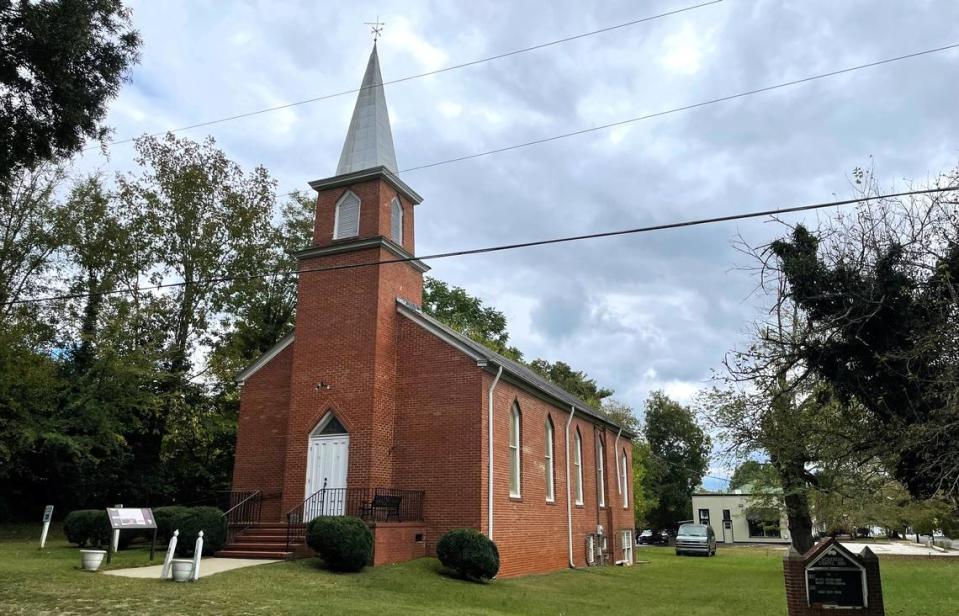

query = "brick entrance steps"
[215,523,305,560]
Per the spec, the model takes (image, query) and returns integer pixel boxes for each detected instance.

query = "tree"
[631,440,652,527]
[0,0,141,185]
[116,133,278,498]
[528,360,612,409]
[0,165,67,320]
[729,461,779,492]
[770,167,959,499]
[422,277,522,360]
[642,391,710,530]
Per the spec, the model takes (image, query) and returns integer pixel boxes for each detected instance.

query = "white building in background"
[692,490,790,545]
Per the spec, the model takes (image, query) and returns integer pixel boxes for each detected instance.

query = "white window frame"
[621,449,629,509]
[622,530,634,563]
[597,437,606,508]
[509,403,521,498]
[574,429,584,505]
[333,190,361,239]
[545,416,555,502]
[390,197,403,244]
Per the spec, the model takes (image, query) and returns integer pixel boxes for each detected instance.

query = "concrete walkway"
[842,541,959,557]
[104,557,281,579]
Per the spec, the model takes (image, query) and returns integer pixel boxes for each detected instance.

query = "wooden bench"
[361,494,401,522]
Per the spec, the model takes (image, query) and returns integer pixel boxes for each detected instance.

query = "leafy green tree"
[0,0,141,185]
[631,440,651,527]
[208,190,314,387]
[0,165,67,319]
[116,133,278,498]
[730,461,779,492]
[770,168,959,500]
[529,360,612,409]
[422,277,522,360]
[642,391,710,530]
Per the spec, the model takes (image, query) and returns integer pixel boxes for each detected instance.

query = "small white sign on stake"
[161,530,179,579]
[192,531,204,581]
[39,505,54,549]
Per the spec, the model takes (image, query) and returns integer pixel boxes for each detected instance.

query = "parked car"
[675,523,716,556]
[637,529,669,545]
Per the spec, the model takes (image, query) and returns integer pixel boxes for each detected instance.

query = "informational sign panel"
[42,505,54,523]
[805,545,866,608]
[106,507,157,530]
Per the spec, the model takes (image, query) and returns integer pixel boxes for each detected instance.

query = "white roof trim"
[235,333,294,384]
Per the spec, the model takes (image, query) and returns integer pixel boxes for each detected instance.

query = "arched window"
[621,449,629,509]
[390,197,403,244]
[509,402,521,497]
[574,428,584,505]
[333,191,360,239]
[596,436,606,508]
[545,416,555,502]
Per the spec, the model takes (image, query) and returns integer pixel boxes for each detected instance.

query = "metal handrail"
[284,485,425,550]
[223,490,262,543]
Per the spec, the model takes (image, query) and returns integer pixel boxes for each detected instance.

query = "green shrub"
[436,529,499,581]
[62,510,121,548]
[305,516,372,572]
[166,507,226,556]
[154,506,190,542]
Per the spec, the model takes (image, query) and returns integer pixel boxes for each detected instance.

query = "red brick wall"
[373,522,428,565]
[281,175,423,514]
[393,317,484,553]
[231,343,293,520]
[312,178,415,253]
[482,375,634,577]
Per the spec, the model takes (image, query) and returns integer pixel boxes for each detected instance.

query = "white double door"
[304,434,349,521]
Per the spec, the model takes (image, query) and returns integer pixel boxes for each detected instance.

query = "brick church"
[224,44,635,577]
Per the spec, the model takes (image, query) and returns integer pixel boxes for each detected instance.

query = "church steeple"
[336,44,398,175]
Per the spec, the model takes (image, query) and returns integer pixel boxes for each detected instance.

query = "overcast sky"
[73,0,959,482]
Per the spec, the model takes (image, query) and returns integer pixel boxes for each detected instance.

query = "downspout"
[565,405,577,568]
[487,364,503,540]
[613,427,623,500]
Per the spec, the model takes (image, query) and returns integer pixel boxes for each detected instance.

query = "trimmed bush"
[436,529,499,582]
[305,516,372,572]
[163,506,226,556]
[62,510,133,549]
[154,505,190,542]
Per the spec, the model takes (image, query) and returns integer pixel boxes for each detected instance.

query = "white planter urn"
[80,549,106,572]
[170,559,194,582]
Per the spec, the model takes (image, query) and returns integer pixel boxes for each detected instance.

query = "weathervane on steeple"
[364,17,385,44]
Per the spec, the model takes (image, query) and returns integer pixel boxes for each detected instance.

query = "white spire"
[336,44,398,175]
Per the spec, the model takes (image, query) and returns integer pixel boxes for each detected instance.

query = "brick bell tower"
[280,43,429,514]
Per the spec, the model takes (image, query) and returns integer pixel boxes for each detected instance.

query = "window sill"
[575,503,584,509]
[545,499,557,506]
[509,495,523,503]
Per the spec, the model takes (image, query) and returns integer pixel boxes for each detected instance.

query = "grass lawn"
[1,524,957,615]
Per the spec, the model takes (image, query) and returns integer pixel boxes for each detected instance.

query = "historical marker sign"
[106,507,156,530]
[105,507,159,563]
[805,544,867,608]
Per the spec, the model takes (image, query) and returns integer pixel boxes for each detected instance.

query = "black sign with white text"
[805,546,866,608]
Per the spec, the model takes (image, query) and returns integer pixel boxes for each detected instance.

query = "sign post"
[105,507,158,564]
[39,505,54,549]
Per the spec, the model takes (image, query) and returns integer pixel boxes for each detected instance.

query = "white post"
[161,530,179,579]
[192,530,204,581]
[39,505,54,549]
[111,529,120,553]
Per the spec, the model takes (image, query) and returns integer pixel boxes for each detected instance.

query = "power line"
[90,1,723,149]
[396,42,959,173]
[265,41,959,201]
[7,186,956,307]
